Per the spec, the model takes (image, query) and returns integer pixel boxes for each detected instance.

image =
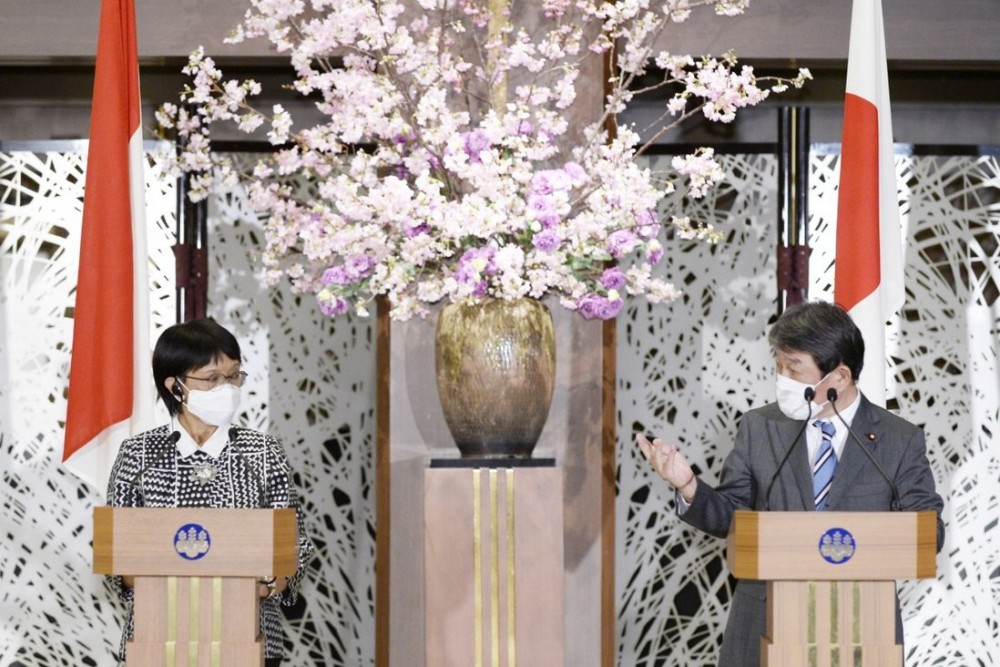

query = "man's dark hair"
[768,301,865,380]
[152,318,242,416]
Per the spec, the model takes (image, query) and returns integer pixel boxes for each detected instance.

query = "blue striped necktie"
[812,420,837,510]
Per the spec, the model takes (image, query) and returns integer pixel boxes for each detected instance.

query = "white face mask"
[181,382,241,427]
[775,372,829,420]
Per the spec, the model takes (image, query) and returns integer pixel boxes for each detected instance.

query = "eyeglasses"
[181,370,248,389]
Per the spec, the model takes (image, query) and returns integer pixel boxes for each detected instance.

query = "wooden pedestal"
[424,465,564,667]
[379,302,609,667]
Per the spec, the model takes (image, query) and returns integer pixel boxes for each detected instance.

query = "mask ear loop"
[811,371,833,395]
[808,372,835,414]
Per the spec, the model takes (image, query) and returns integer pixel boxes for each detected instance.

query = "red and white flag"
[63,0,155,495]
[835,0,904,407]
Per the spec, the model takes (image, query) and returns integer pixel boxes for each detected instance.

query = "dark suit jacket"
[679,396,945,667]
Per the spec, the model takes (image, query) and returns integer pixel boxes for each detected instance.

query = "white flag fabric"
[835,0,905,406]
[63,0,155,496]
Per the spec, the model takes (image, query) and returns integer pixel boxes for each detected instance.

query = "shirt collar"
[808,389,862,460]
[175,420,233,460]
[829,388,862,426]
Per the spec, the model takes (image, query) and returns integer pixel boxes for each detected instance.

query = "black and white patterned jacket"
[105,423,315,662]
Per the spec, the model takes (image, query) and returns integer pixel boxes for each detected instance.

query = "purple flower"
[322,266,353,286]
[317,293,350,317]
[453,247,497,295]
[459,246,497,275]
[601,267,626,290]
[528,194,560,227]
[463,129,491,163]
[635,209,659,238]
[606,229,637,258]
[508,118,535,136]
[563,161,586,184]
[532,229,562,252]
[647,245,664,265]
[321,255,377,286]
[530,171,555,196]
[577,293,624,320]
[532,169,572,195]
[406,222,430,237]
[454,263,476,283]
[347,254,376,278]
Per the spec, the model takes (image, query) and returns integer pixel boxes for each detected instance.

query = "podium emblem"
[174,523,212,560]
[818,527,856,564]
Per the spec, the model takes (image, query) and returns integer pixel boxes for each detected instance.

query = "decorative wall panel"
[616,152,780,665]
[1,146,996,667]
[808,150,1000,666]
[205,154,377,666]
[0,147,374,666]
[0,147,176,666]
[615,150,1000,667]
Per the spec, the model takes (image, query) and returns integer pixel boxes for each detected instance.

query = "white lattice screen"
[0,146,376,666]
[1,145,997,666]
[616,150,1000,666]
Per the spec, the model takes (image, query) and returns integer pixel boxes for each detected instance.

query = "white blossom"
[156,0,808,320]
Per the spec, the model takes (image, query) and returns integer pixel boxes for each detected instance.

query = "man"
[637,301,944,667]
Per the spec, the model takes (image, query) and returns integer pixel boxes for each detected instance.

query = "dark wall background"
[1,2,998,146]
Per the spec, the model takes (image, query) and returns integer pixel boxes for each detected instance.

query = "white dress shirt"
[807,389,861,465]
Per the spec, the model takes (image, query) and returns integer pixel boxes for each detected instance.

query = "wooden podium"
[727,510,938,666]
[93,507,298,667]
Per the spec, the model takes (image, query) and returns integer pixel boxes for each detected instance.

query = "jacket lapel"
[825,396,881,510]
[767,417,814,511]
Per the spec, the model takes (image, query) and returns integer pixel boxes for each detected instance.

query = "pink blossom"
[157,0,809,321]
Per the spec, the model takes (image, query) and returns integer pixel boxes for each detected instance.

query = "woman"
[106,318,315,667]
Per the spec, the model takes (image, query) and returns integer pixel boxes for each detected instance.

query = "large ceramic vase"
[435,298,556,458]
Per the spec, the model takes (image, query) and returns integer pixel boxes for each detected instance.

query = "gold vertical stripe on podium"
[807,582,816,645]
[166,576,178,667]
[851,582,862,667]
[212,577,223,667]
[505,468,516,667]
[830,582,839,644]
[489,469,500,667]
[851,582,861,645]
[189,577,201,666]
[473,469,483,667]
